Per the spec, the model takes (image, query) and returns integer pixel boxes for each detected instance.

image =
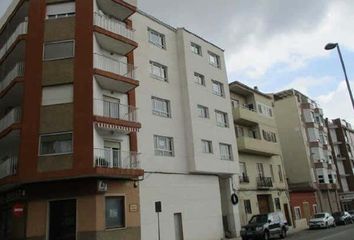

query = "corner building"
[0,0,143,239]
[0,0,241,239]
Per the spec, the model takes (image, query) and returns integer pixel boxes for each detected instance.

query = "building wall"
[290,191,317,223]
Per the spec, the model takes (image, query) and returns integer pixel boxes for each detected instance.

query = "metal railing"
[0,107,21,133]
[0,156,17,179]
[0,21,28,60]
[94,148,140,169]
[94,99,138,122]
[239,175,250,183]
[0,62,24,92]
[94,12,134,40]
[256,176,273,188]
[94,53,136,79]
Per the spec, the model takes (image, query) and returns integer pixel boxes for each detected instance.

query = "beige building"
[273,89,340,224]
[229,81,291,226]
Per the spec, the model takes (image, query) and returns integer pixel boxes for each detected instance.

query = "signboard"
[12,203,25,218]
[155,201,162,213]
[129,204,138,212]
[98,180,108,192]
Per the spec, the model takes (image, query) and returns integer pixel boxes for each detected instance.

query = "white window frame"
[148,28,166,49]
[215,110,228,128]
[312,204,318,214]
[43,40,75,61]
[150,61,168,82]
[208,51,221,68]
[211,80,224,97]
[201,140,213,154]
[219,143,232,161]
[39,132,73,156]
[152,97,171,118]
[154,135,174,157]
[294,206,302,220]
[46,2,76,19]
[194,72,205,86]
[197,105,209,119]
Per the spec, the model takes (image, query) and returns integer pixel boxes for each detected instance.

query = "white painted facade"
[132,11,241,240]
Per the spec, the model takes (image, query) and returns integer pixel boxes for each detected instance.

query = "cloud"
[277,76,333,95]
[316,81,354,124]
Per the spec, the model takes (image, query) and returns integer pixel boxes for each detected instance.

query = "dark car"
[348,210,354,221]
[240,212,288,240]
[332,211,353,225]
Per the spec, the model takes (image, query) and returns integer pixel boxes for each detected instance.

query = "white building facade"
[133,11,241,240]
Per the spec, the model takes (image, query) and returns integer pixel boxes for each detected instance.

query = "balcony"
[237,136,280,156]
[0,62,24,95]
[0,156,17,179]
[257,177,273,189]
[94,148,140,169]
[0,21,28,60]
[93,12,137,56]
[94,99,140,133]
[96,0,137,21]
[94,53,138,93]
[233,105,275,127]
[239,175,250,183]
[0,107,21,135]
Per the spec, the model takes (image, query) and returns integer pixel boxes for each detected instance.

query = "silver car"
[309,212,336,229]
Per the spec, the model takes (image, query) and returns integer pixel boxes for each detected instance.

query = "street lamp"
[324,43,354,111]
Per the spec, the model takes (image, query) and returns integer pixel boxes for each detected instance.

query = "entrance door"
[174,213,184,240]
[103,96,120,119]
[283,203,292,226]
[258,195,270,214]
[49,199,76,240]
[303,202,311,223]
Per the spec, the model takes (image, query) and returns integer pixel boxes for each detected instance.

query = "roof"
[229,80,273,99]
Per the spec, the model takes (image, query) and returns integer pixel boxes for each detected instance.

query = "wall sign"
[12,203,25,218]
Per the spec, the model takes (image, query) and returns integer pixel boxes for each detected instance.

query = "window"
[235,126,244,138]
[201,140,213,154]
[219,143,232,161]
[215,111,228,128]
[42,84,73,106]
[154,135,174,157]
[194,72,205,86]
[43,40,75,60]
[262,130,277,143]
[105,196,125,229]
[46,2,75,19]
[278,165,284,182]
[328,174,334,183]
[208,51,221,68]
[274,198,281,210]
[257,103,273,117]
[257,163,264,177]
[313,204,318,214]
[152,97,171,118]
[270,165,274,181]
[39,132,73,156]
[191,42,202,55]
[148,28,166,49]
[212,80,224,97]
[318,174,324,183]
[244,200,252,214]
[231,99,239,108]
[240,162,247,177]
[294,206,302,220]
[150,61,168,81]
[197,105,209,118]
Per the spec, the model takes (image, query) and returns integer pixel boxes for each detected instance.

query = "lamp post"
[324,43,354,111]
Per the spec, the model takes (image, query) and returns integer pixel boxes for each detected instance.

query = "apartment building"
[133,11,241,240]
[0,0,144,239]
[327,118,354,210]
[0,0,241,239]
[229,82,291,226]
[274,89,340,225]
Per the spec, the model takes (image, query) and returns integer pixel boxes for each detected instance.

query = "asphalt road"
[287,224,354,240]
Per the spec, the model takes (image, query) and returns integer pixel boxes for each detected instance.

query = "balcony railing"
[94,12,134,40]
[0,156,17,179]
[239,175,250,183]
[0,62,24,92]
[94,99,138,122]
[0,20,28,60]
[0,107,21,133]
[94,148,140,169]
[94,53,136,79]
[257,177,273,188]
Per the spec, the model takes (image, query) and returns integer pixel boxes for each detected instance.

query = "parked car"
[240,212,288,240]
[332,211,353,225]
[347,210,354,221]
[309,212,335,229]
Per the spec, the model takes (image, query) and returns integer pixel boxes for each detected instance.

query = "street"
[287,224,354,240]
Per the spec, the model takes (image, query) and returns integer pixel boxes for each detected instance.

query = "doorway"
[49,199,76,240]
[174,213,184,240]
[104,140,121,168]
[257,195,271,214]
[283,203,292,226]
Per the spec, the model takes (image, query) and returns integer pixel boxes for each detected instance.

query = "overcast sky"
[1,0,354,123]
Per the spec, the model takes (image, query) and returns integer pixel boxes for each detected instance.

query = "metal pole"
[336,45,354,110]
[157,212,161,240]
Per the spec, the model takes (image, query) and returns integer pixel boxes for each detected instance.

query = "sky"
[1,0,354,123]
